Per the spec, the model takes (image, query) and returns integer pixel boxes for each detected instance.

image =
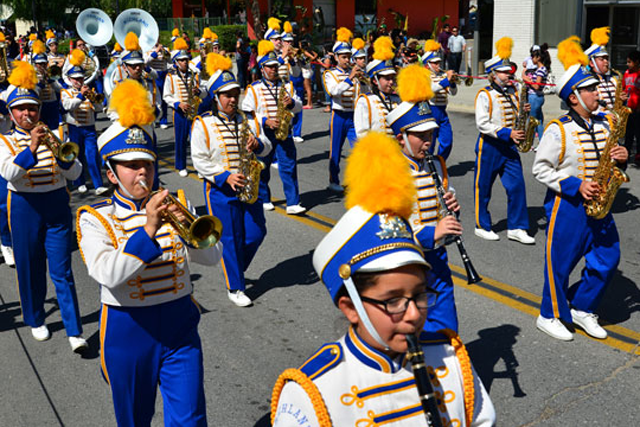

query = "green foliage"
[430,15,450,40]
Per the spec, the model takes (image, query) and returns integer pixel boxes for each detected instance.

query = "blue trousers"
[541,191,620,322]
[258,129,300,206]
[173,110,191,171]
[473,135,529,231]
[430,105,453,160]
[329,109,357,184]
[8,188,82,336]
[291,78,305,138]
[204,182,266,291]
[528,92,545,140]
[155,70,169,125]
[0,176,11,247]
[70,124,103,189]
[423,246,458,334]
[100,296,206,427]
[40,101,60,130]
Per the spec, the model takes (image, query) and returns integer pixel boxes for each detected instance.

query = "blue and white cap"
[386,101,438,134]
[557,64,599,101]
[282,32,294,42]
[257,40,279,68]
[66,65,85,78]
[333,41,351,55]
[421,50,441,64]
[98,123,156,162]
[207,69,240,95]
[365,59,395,78]
[121,49,144,65]
[31,53,48,64]
[585,27,610,59]
[1,85,41,108]
[351,47,366,59]
[484,56,513,73]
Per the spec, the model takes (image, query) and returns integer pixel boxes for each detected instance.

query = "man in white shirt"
[447,27,466,73]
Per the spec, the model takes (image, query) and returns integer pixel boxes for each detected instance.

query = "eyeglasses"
[579,86,598,93]
[360,290,439,315]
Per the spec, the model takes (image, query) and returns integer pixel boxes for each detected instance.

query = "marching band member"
[422,39,457,160]
[191,53,271,307]
[60,49,107,195]
[387,64,462,336]
[351,37,369,93]
[532,37,627,341]
[241,40,305,215]
[164,37,206,177]
[585,27,627,113]
[271,131,495,427]
[264,18,289,82]
[77,79,222,426]
[31,39,62,130]
[114,33,160,113]
[110,42,123,62]
[354,36,399,138]
[323,27,360,192]
[473,37,534,244]
[282,21,306,144]
[0,76,13,267]
[0,61,86,350]
[45,30,65,74]
[191,28,217,117]
[145,39,170,129]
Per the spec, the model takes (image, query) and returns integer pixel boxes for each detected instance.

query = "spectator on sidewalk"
[437,24,452,69]
[623,50,640,164]
[447,26,466,73]
[523,44,550,142]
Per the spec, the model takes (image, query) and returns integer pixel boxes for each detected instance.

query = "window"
[536,0,578,47]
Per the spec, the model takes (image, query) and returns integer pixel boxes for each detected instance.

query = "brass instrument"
[354,65,370,87]
[186,72,202,121]
[199,42,214,81]
[274,78,294,141]
[48,64,62,79]
[84,87,105,104]
[0,39,10,83]
[584,69,631,219]
[451,73,474,87]
[236,111,265,204]
[26,118,80,162]
[139,180,223,249]
[514,81,539,153]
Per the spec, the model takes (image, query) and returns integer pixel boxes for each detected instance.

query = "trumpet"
[0,39,11,83]
[139,180,223,249]
[451,73,474,87]
[26,118,80,162]
[353,65,371,86]
[84,87,105,104]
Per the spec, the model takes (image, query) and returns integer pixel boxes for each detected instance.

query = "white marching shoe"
[31,325,51,341]
[77,185,88,194]
[1,245,15,267]
[178,169,188,177]
[536,315,573,341]
[474,228,500,241]
[263,202,275,211]
[286,204,307,215]
[507,229,535,245]
[95,186,109,196]
[293,136,304,143]
[69,336,89,353]
[228,290,252,307]
[571,309,607,339]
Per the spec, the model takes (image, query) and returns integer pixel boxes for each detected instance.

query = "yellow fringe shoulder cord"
[442,329,475,427]
[271,368,332,427]
[76,206,119,264]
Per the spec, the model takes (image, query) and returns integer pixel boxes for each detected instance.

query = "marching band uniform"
[110,42,123,62]
[191,54,272,307]
[60,50,106,194]
[387,64,459,336]
[354,36,399,138]
[473,38,534,244]
[45,30,65,72]
[585,27,617,113]
[271,132,495,427]
[241,40,305,214]
[324,28,360,191]
[422,41,457,160]
[282,24,306,144]
[532,37,622,341]
[145,44,170,128]
[191,30,219,117]
[0,62,86,349]
[78,79,222,426]
[0,85,12,265]
[31,41,63,130]
[164,37,206,176]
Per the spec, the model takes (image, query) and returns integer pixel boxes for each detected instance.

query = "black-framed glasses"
[360,290,439,315]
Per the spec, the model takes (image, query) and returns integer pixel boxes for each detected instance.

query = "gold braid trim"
[271,368,332,427]
[545,120,566,163]
[76,206,119,264]
[441,329,474,427]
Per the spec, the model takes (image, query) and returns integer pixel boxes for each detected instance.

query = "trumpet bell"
[114,8,159,54]
[60,142,80,163]
[76,8,114,47]
[189,215,223,249]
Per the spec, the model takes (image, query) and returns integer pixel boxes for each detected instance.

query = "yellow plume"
[345,132,416,219]
[591,27,609,46]
[495,37,513,60]
[110,79,155,127]
[203,28,213,39]
[124,32,140,51]
[172,28,180,37]
[336,27,353,43]
[69,49,86,67]
[210,32,218,41]
[352,38,365,51]
[268,17,281,31]
[423,39,441,52]
[113,42,122,52]
[29,33,37,41]
[258,40,274,57]
[206,52,232,77]
[45,29,55,40]
[0,32,5,43]
[284,21,293,34]
[32,40,46,55]
[397,64,434,103]
[373,36,394,61]
[173,37,189,51]
[8,60,37,90]
[557,36,588,70]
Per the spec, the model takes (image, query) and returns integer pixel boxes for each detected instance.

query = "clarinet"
[406,334,444,427]
[423,152,482,284]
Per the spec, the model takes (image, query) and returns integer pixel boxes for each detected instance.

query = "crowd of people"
[0,15,638,427]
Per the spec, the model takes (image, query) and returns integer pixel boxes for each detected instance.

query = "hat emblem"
[418,102,431,116]
[376,214,412,240]
[16,88,30,96]
[126,128,147,145]
[222,72,233,82]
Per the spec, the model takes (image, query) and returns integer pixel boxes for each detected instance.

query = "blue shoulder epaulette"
[90,198,113,209]
[250,80,261,87]
[299,342,342,381]
[484,85,492,91]
[199,111,212,118]
[558,115,572,123]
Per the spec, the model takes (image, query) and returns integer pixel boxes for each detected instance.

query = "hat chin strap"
[106,160,136,199]
[402,132,415,157]
[591,58,602,75]
[344,276,390,350]
[573,88,593,114]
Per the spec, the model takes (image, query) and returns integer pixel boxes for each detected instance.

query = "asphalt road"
[0,107,638,427]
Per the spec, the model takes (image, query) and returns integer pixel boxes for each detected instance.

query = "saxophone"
[514,81,539,153]
[236,111,265,204]
[274,78,294,141]
[584,69,631,219]
[186,71,202,121]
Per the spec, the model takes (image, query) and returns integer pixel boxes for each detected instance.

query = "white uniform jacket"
[323,67,361,112]
[241,79,302,130]
[272,327,495,427]
[354,91,400,138]
[145,49,170,72]
[77,190,223,307]
[108,75,161,121]
[595,74,617,113]
[191,111,272,187]
[430,72,457,107]
[475,84,519,142]
[163,68,207,111]
[532,113,611,197]
[60,86,103,127]
[0,127,82,193]
[38,77,63,103]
